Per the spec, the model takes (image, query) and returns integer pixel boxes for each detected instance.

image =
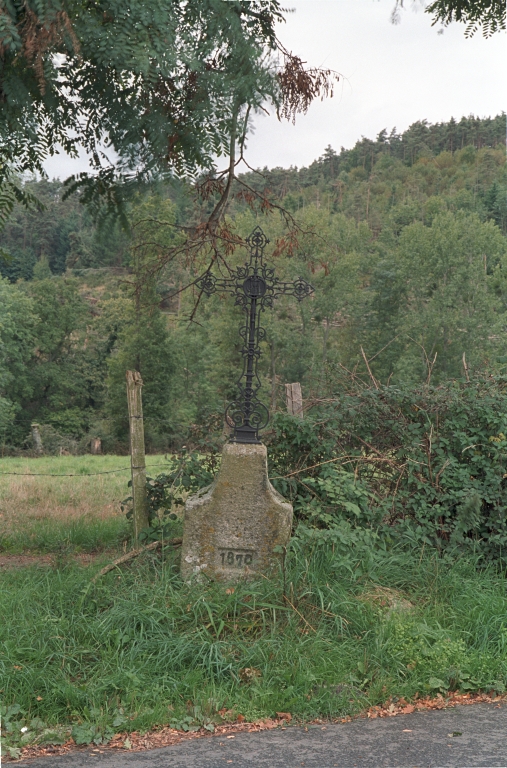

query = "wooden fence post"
[90,437,102,455]
[126,370,149,544]
[285,383,304,418]
[31,423,43,455]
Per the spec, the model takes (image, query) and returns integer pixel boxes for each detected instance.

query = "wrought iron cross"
[196,226,314,444]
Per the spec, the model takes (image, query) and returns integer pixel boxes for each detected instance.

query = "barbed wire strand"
[0,463,175,478]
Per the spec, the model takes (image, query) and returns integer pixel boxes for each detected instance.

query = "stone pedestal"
[180,443,293,581]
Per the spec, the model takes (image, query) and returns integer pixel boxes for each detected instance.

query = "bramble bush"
[137,373,507,564]
[123,451,219,542]
[266,373,507,563]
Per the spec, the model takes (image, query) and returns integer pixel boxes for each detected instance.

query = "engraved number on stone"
[220,550,254,568]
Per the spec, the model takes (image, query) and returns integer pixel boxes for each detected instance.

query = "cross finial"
[246,226,270,262]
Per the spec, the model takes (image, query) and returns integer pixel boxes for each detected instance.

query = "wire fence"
[0,463,174,478]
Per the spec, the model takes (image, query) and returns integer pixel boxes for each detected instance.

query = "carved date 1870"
[219,549,255,568]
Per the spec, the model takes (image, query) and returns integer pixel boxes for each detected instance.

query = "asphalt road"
[16,703,507,768]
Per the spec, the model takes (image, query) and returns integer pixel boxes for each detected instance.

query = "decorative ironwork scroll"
[196,226,314,444]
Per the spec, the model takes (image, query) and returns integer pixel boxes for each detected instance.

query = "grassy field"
[1,456,506,759]
[1,543,506,757]
[0,455,172,553]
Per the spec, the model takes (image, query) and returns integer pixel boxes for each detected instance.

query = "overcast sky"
[44,0,505,179]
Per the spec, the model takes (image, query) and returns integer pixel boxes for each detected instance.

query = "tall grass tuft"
[1,540,506,748]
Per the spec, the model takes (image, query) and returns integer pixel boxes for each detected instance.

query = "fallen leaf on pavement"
[9,691,505,764]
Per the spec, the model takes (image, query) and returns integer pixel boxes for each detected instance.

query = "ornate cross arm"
[197,268,314,306]
[273,277,314,302]
[195,271,236,297]
[196,227,314,444]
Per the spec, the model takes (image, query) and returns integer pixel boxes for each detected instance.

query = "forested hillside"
[0,113,505,452]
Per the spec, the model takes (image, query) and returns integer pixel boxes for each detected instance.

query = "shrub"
[267,374,507,562]
[138,374,507,564]
[124,451,220,542]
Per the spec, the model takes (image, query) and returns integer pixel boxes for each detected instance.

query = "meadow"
[0,455,171,554]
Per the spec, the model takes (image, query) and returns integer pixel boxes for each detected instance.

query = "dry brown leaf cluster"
[12,717,282,763]
[15,7,79,91]
[363,691,505,720]
[11,691,505,763]
[238,667,262,683]
[277,52,338,124]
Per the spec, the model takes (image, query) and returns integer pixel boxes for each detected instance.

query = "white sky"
[44,0,506,179]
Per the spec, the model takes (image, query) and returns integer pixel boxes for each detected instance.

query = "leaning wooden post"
[285,383,304,418]
[126,371,149,544]
[90,437,102,455]
[31,423,43,455]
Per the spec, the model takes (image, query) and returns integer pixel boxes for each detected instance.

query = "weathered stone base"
[180,442,293,581]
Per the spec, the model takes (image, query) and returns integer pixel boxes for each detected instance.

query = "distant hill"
[1,113,505,281]
[243,112,506,188]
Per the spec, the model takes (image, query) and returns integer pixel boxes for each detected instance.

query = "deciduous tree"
[0,0,337,229]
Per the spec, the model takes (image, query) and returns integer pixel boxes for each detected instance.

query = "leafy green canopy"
[426,0,505,37]
[0,116,504,450]
[0,0,285,211]
[0,278,35,439]
[391,0,506,37]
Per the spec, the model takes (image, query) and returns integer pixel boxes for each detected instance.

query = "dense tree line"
[240,113,506,232]
[304,113,505,177]
[0,114,505,452]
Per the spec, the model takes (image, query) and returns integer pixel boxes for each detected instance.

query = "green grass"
[1,540,506,754]
[0,455,172,553]
[1,456,506,755]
